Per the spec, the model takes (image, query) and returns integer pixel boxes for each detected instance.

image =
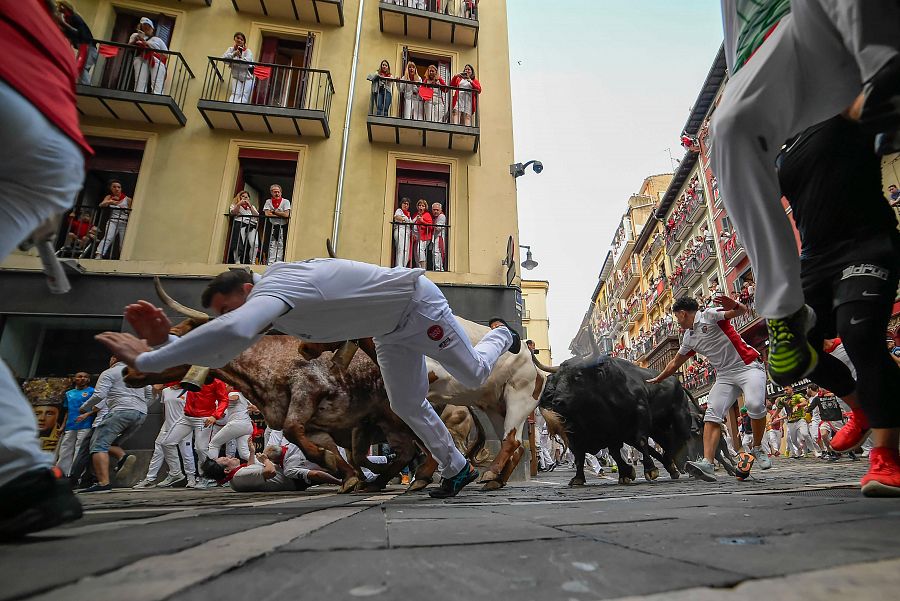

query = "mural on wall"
[23,377,73,452]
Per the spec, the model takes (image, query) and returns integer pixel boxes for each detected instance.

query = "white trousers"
[394,229,412,268]
[133,58,167,95]
[228,77,254,104]
[741,433,754,450]
[55,429,91,477]
[432,235,446,271]
[704,362,767,424]
[96,220,126,259]
[147,426,195,479]
[374,276,512,477]
[0,80,84,487]
[207,419,253,462]
[764,429,782,455]
[163,416,214,464]
[786,420,818,457]
[710,0,899,317]
[538,433,554,468]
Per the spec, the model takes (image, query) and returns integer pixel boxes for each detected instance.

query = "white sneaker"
[132,478,156,489]
[186,475,198,488]
[686,458,717,482]
[752,447,772,470]
[156,473,186,488]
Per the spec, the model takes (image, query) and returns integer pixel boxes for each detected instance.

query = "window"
[720,216,732,234]
[396,47,452,123]
[56,137,145,260]
[392,160,450,271]
[225,149,298,265]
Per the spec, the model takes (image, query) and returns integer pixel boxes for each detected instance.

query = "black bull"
[539,355,703,486]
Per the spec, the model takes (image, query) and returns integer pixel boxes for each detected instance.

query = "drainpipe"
[331,0,365,253]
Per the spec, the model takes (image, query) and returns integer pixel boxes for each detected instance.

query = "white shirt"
[135,259,425,373]
[226,391,252,423]
[222,46,254,80]
[263,197,291,225]
[82,362,153,415]
[161,386,187,430]
[678,307,760,373]
[266,430,321,479]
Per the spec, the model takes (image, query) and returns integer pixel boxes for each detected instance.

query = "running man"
[711,1,900,386]
[648,296,772,481]
[95,258,521,498]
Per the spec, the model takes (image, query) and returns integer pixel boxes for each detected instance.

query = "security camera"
[509,160,544,178]
[531,161,543,174]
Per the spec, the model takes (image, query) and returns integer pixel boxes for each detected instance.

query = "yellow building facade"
[1,0,523,379]
[521,279,552,366]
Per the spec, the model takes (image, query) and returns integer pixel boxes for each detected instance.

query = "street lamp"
[520,245,538,270]
[509,160,544,178]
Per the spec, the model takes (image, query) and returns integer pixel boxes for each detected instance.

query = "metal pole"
[331,0,366,253]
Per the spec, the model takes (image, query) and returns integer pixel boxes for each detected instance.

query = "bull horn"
[531,350,559,373]
[154,277,210,323]
[332,340,359,370]
[326,238,337,258]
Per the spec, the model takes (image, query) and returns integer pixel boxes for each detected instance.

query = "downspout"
[332,0,365,253]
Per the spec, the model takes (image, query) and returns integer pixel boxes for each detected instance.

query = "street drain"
[771,488,859,498]
[718,537,764,545]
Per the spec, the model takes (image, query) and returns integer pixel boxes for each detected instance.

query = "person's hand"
[248,403,258,413]
[714,295,738,310]
[204,416,216,428]
[94,332,152,368]
[124,300,172,346]
[646,374,663,384]
[75,412,92,423]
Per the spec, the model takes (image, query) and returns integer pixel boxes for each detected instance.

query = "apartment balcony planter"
[379,1,478,47]
[198,58,333,137]
[366,78,479,152]
[233,0,344,25]
[76,40,193,126]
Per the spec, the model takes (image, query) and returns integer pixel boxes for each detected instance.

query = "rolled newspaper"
[36,240,71,294]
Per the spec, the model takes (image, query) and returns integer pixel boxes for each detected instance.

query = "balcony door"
[401,46,451,121]
[101,10,176,90]
[394,160,449,270]
[255,33,314,109]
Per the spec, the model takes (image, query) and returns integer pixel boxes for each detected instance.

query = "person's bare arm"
[714,295,748,320]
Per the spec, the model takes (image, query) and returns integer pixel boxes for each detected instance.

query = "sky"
[507,0,724,361]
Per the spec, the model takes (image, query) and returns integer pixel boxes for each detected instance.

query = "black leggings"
[808,299,900,428]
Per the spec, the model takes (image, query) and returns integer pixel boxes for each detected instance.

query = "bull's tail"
[539,407,569,449]
[463,406,487,462]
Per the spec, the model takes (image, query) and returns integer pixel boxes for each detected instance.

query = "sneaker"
[80,483,112,493]
[832,411,871,452]
[488,317,521,354]
[132,478,156,489]
[114,454,137,483]
[861,448,900,498]
[429,463,479,499]
[751,447,772,470]
[734,452,755,480]
[766,305,818,386]
[400,473,411,485]
[685,458,717,482]
[0,467,83,540]
[155,473,186,488]
[186,475,199,489]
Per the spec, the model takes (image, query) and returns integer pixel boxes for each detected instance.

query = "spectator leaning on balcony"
[413,199,433,269]
[129,17,167,95]
[263,184,290,264]
[420,65,446,123]
[399,61,422,120]
[367,59,393,117]
[229,190,259,264]
[450,64,481,126]
[58,209,96,257]
[95,180,131,259]
[222,32,253,104]
[56,2,96,85]
[431,202,447,271]
[392,197,413,268]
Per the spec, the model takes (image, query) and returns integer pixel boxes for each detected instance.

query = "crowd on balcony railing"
[664,175,704,238]
[721,227,745,262]
[223,185,293,266]
[683,356,715,390]
[642,273,667,308]
[368,60,481,126]
[668,226,714,287]
[391,198,449,271]
[386,0,479,20]
[55,180,133,260]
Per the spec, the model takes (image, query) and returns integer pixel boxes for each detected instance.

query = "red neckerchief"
[271,196,282,210]
[401,209,410,218]
[218,463,247,485]
[278,445,289,466]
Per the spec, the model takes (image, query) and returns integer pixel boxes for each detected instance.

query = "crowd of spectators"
[664,175,704,243]
[669,225,715,288]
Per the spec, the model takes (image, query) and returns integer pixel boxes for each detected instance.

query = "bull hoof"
[568,477,586,487]
[667,464,680,479]
[626,466,637,481]
[645,468,659,481]
[353,482,385,494]
[407,479,430,492]
[479,470,500,484]
[481,479,504,491]
[618,476,634,485]
[338,475,360,494]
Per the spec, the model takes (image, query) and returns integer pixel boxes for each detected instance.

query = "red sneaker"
[861,448,900,498]
[831,411,870,452]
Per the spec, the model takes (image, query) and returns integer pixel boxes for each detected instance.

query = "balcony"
[76,40,193,126]
[671,271,688,298]
[733,298,762,332]
[627,299,644,324]
[379,1,478,47]
[613,237,635,270]
[232,0,344,25]
[722,233,746,267]
[646,278,667,310]
[641,233,665,271]
[694,240,717,273]
[54,205,132,261]
[222,214,294,265]
[198,58,333,137]
[390,220,449,271]
[683,368,714,392]
[665,229,679,257]
[608,257,639,301]
[686,190,706,223]
[366,78,479,152]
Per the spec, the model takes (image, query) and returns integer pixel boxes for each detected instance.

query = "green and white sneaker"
[766,305,818,386]
[685,458,717,482]
[752,447,772,470]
